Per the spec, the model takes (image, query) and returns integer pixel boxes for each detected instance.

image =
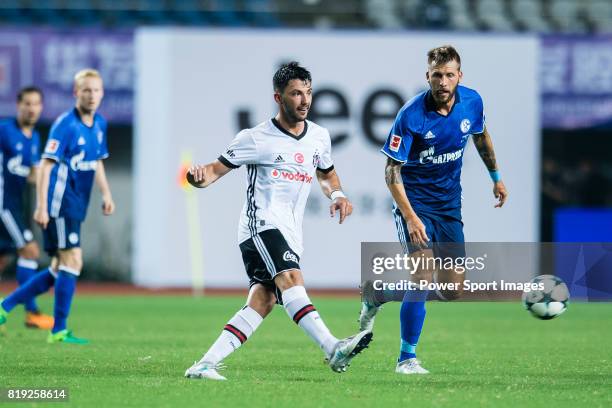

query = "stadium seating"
[0,0,609,32]
[475,0,515,31]
[446,0,478,31]
[549,0,589,32]
[584,0,612,32]
[510,0,552,32]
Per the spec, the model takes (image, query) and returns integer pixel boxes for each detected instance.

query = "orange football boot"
[25,311,54,330]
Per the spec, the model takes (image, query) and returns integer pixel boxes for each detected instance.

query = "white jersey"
[218,119,334,256]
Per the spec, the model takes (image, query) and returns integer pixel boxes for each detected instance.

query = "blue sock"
[52,269,78,334]
[16,258,40,312]
[399,290,428,362]
[2,267,56,313]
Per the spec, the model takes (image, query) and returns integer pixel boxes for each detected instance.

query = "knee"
[261,296,277,316]
[58,250,83,272]
[18,242,40,260]
[274,269,303,292]
[249,293,276,318]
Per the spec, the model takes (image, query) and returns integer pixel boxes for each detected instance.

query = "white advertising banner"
[134,29,540,288]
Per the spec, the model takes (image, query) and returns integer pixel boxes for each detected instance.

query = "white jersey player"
[184,62,372,380]
[221,117,333,257]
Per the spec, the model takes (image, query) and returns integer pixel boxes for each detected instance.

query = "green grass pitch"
[0,295,611,407]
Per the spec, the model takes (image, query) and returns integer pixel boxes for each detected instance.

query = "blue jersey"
[0,119,40,212]
[42,108,109,221]
[381,85,485,214]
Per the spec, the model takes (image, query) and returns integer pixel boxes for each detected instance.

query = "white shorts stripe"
[253,235,277,277]
[56,217,66,249]
[50,163,68,218]
[1,210,26,248]
[394,211,409,254]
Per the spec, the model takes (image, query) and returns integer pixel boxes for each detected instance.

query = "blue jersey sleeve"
[380,110,413,163]
[471,93,486,134]
[31,132,41,165]
[43,117,72,162]
[98,119,109,160]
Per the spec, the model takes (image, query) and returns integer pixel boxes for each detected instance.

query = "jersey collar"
[73,107,97,129]
[271,118,308,141]
[13,118,35,139]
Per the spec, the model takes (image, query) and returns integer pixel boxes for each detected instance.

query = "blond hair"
[74,69,102,88]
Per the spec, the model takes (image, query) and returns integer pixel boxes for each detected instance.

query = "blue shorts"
[43,217,81,256]
[0,208,34,252]
[393,207,465,258]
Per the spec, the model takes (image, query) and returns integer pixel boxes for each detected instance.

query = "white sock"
[201,306,263,365]
[282,285,338,357]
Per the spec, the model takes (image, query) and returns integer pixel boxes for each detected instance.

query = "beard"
[281,99,307,123]
[17,114,38,128]
[431,87,456,105]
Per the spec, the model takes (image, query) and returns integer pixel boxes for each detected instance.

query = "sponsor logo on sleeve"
[46,140,59,154]
[389,135,402,152]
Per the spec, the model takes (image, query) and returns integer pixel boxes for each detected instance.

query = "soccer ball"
[522,275,569,320]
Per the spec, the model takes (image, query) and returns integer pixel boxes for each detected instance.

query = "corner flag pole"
[178,151,205,296]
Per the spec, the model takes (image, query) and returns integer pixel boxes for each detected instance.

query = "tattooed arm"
[472,126,508,208]
[385,157,429,247]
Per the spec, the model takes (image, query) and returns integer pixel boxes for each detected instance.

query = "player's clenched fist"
[33,207,49,229]
[493,180,508,208]
[330,197,353,224]
[102,194,115,215]
[187,165,206,188]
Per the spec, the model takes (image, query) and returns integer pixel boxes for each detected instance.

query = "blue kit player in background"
[0,69,115,344]
[359,46,508,374]
[0,86,54,330]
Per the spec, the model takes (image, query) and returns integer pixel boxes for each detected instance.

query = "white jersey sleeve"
[316,129,334,172]
[218,130,258,168]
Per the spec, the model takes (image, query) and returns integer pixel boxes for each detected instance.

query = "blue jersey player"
[0,86,55,330]
[0,69,115,344]
[359,46,508,374]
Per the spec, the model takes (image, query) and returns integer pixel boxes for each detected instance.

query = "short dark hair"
[427,45,461,68]
[17,86,43,103]
[273,62,311,92]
